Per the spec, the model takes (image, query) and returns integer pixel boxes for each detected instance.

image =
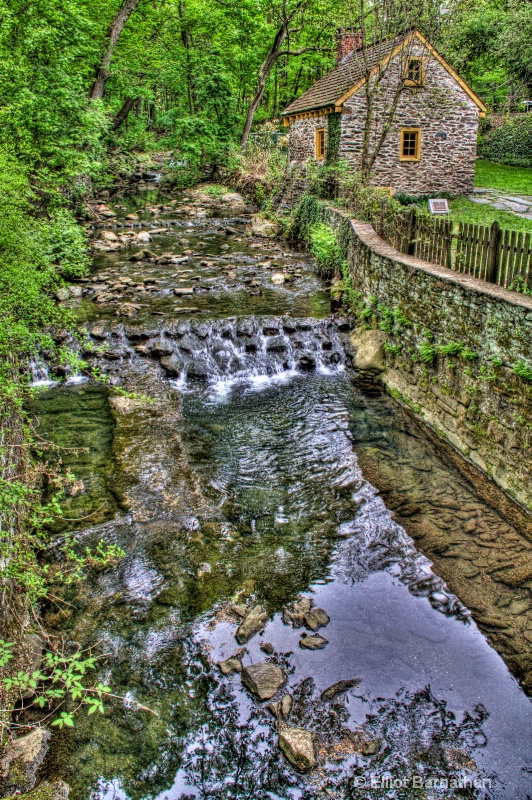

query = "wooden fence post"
[487,220,502,284]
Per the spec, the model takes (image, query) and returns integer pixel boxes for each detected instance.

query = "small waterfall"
[129,316,346,391]
[29,358,55,387]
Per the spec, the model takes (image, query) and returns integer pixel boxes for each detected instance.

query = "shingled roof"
[281,29,487,117]
[282,33,406,116]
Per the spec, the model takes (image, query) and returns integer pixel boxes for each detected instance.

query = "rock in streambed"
[241,662,286,700]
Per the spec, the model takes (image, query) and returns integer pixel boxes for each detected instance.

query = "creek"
[29,187,531,800]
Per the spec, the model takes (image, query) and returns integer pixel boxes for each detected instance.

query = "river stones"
[236,605,268,643]
[160,354,184,377]
[282,596,313,628]
[304,608,330,631]
[217,656,242,676]
[251,215,281,237]
[278,728,316,772]
[267,692,293,720]
[299,633,328,650]
[320,679,361,702]
[241,662,286,700]
[230,602,248,618]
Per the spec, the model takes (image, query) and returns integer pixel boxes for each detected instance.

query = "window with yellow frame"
[399,128,421,161]
[404,57,425,87]
[315,128,326,160]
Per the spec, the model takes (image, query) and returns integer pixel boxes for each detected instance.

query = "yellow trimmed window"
[315,128,326,160]
[400,128,421,161]
[404,57,424,86]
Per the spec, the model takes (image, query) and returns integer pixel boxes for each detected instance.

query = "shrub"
[478,117,532,167]
[308,223,345,277]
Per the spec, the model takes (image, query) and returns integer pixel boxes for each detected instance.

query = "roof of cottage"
[281,29,487,116]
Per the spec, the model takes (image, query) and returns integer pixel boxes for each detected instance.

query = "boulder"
[271,272,286,285]
[220,192,245,206]
[299,633,328,650]
[251,215,281,237]
[0,728,51,795]
[236,605,268,644]
[101,231,118,242]
[278,728,316,772]
[304,608,330,631]
[136,231,152,244]
[241,662,286,700]
[349,329,387,372]
[55,287,70,302]
[174,287,195,296]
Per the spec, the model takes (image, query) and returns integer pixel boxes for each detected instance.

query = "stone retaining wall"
[329,208,532,518]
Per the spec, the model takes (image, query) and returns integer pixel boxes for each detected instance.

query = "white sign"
[428,198,450,214]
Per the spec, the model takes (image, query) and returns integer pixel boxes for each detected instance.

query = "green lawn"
[474,160,532,195]
[449,197,532,233]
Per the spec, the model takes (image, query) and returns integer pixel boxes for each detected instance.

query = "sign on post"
[428,198,450,214]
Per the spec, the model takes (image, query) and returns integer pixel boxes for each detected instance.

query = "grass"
[474,160,532,195]
[449,197,532,233]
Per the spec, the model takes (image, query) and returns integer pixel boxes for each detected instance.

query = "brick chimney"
[335,28,363,64]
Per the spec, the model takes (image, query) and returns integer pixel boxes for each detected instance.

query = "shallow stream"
[31,187,531,799]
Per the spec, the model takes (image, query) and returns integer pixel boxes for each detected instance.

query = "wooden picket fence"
[370,199,532,292]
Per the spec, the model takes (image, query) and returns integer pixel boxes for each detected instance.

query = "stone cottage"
[281,29,487,195]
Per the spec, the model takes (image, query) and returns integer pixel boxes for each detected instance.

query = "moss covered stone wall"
[328,208,532,516]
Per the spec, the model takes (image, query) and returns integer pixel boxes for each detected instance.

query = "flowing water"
[30,188,531,800]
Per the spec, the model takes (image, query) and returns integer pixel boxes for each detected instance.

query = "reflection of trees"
[177,675,496,800]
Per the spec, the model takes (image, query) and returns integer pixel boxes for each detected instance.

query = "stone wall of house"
[286,42,480,195]
[327,208,532,522]
[338,45,479,195]
[288,114,329,163]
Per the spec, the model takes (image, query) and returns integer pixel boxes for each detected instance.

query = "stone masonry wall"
[288,114,329,163]
[338,44,479,194]
[327,208,532,518]
[287,43,479,195]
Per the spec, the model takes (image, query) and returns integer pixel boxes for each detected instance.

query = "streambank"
[8,185,532,800]
[313,203,532,523]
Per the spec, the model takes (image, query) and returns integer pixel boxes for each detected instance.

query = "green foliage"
[326,113,342,165]
[418,341,438,364]
[0,639,115,727]
[479,117,532,168]
[308,223,345,277]
[384,342,402,355]
[513,361,532,381]
[437,342,463,357]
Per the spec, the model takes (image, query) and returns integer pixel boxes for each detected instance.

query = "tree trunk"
[240,26,289,147]
[89,0,141,100]
[112,96,139,129]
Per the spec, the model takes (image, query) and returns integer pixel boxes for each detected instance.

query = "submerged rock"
[320,678,361,702]
[241,662,286,700]
[236,605,268,644]
[278,727,316,772]
[299,633,328,650]
[304,608,330,631]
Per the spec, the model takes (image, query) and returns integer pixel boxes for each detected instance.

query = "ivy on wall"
[326,113,342,164]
